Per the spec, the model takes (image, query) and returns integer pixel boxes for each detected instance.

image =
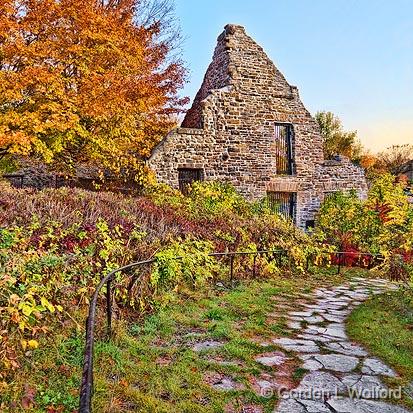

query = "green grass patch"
[3,269,364,412]
[347,287,413,408]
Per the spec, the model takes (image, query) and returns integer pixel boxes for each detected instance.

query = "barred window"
[266,191,297,221]
[178,168,203,195]
[274,123,294,175]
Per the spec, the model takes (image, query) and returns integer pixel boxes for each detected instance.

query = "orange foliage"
[359,153,377,170]
[0,0,187,179]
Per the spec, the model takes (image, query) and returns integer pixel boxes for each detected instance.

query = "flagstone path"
[196,276,413,413]
[271,277,411,413]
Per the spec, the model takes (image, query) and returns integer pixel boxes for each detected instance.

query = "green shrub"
[0,180,325,380]
[187,181,252,217]
[316,173,413,280]
[151,239,221,303]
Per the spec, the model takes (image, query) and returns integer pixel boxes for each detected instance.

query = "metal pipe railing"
[79,258,156,413]
[78,249,287,412]
[78,248,382,412]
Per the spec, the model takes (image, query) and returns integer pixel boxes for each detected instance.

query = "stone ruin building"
[148,24,368,229]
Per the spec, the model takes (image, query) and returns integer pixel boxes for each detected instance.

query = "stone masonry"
[148,24,368,228]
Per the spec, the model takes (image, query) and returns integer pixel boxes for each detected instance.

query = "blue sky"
[174,0,413,152]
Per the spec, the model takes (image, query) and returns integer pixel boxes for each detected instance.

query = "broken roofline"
[148,24,368,228]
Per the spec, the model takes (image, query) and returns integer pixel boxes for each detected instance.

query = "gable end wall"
[148,24,368,228]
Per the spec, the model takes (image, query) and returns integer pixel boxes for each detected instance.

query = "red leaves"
[58,364,71,378]
[330,240,376,268]
[374,200,392,223]
[21,384,36,409]
[46,406,64,413]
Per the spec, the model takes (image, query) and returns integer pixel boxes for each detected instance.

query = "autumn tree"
[376,144,413,175]
[315,111,362,162]
[0,0,187,180]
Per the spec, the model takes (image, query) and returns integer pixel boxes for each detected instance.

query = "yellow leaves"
[4,291,59,365]
[28,340,39,349]
[3,357,20,371]
[0,0,186,178]
[10,294,57,334]
[20,339,39,350]
[20,336,38,350]
[19,321,25,332]
[40,297,55,313]
[19,302,33,317]
[78,287,88,294]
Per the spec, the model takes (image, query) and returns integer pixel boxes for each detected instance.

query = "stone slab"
[192,340,223,352]
[327,397,411,413]
[362,358,397,377]
[313,353,359,372]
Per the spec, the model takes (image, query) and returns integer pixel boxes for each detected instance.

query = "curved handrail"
[79,258,156,413]
[78,249,287,412]
[78,248,383,412]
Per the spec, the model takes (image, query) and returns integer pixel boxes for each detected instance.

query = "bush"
[316,174,413,279]
[0,180,326,379]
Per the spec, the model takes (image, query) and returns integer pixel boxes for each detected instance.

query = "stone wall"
[298,156,368,225]
[148,24,368,228]
[2,160,141,193]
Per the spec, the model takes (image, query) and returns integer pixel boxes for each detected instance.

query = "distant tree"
[0,0,187,181]
[359,150,379,171]
[315,111,362,162]
[376,144,413,175]
[359,150,392,179]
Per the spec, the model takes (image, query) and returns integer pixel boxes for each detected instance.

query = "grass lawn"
[2,268,361,413]
[347,287,413,409]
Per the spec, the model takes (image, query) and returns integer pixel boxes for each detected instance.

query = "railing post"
[230,255,234,283]
[337,252,341,274]
[306,255,310,271]
[106,279,112,338]
[79,314,94,413]
[252,254,257,278]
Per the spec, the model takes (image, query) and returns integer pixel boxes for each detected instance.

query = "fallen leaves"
[21,384,36,409]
